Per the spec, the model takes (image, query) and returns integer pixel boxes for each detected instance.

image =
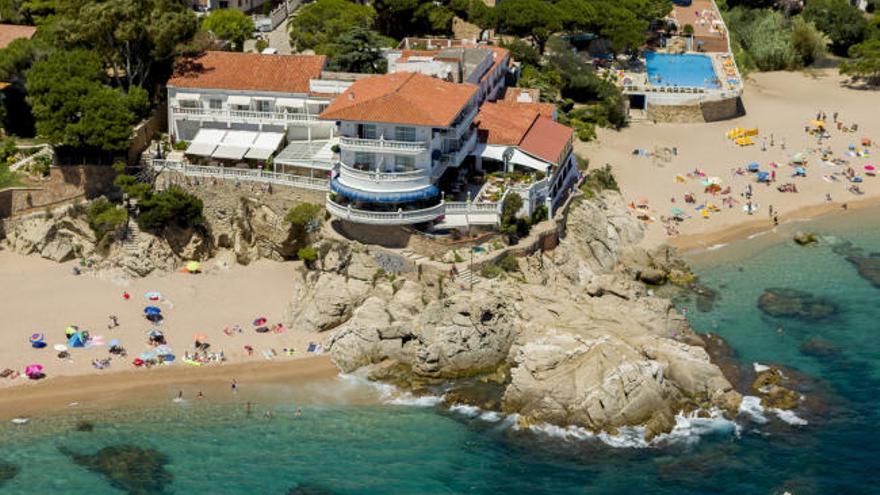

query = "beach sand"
[579,70,880,251]
[0,251,329,394]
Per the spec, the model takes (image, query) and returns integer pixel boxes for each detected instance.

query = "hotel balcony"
[336,162,433,192]
[325,195,445,225]
[171,107,333,127]
[338,136,428,155]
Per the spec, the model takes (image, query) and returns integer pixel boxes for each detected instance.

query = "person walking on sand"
[231,379,237,393]
[773,214,779,226]
[266,409,273,420]
[246,402,252,416]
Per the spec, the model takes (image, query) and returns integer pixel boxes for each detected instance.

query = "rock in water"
[287,485,336,495]
[845,255,880,288]
[757,288,837,320]
[793,231,818,246]
[751,367,800,410]
[60,445,172,495]
[799,337,840,358]
[0,462,20,486]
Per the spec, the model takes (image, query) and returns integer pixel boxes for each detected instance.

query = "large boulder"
[757,288,837,320]
[2,208,96,262]
[287,271,371,332]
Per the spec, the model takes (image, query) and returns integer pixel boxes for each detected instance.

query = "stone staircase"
[399,249,428,264]
[455,267,479,286]
[121,219,142,253]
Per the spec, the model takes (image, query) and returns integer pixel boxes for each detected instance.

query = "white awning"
[185,128,226,157]
[244,132,285,160]
[227,95,252,106]
[175,92,201,101]
[252,96,275,101]
[212,130,257,161]
[276,98,305,109]
[472,144,551,173]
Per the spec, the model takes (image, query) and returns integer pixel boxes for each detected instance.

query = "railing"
[309,79,353,95]
[339,136,428,154]
[150,160,329,191]
[438,130,478,168]
[336,162,432,191]
[325,195,445,225]
[171,107,329,125]
[445,201,500,213]
[449,106,479,138]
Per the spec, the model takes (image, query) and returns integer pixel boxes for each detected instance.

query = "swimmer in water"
[173,390,183,403]
[197,391,204,400]
[245,402,252,416]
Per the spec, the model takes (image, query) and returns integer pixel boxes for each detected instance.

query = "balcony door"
[357,124,377,140]
[394,126,416,143]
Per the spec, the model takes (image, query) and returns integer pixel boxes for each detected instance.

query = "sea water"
[2,211,879,494]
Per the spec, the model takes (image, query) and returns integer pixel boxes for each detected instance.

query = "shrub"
[580,164,619,198]
[682,24,694,36]
[87,197,127,241]
[285,203,322,227]
[531,204,548,224]
[255,39,269,53]
[791,16,830,66]
[137,186,204,232]
[802,0,868,56]
[480,263,504,279]
[173,141,189,151]
[297,246,318,267]
[498,253,519,272]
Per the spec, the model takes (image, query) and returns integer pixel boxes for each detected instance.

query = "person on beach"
[108,315,119,329]
[197,391,204,400]
[295,407,302,417]
[232,379,237,393]
[246,402,252,416]
[266,409,273,420]
[773,214,779,226]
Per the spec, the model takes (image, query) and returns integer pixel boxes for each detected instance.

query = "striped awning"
[331,178,439,203]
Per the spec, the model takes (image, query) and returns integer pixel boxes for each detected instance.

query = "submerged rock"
[287,485,336,495]
[799,337,840,358]
[75,420,95,432]
[0,462,20,486]
[752,367,800,410]
[60,444,172,495]
[793,231,818,246]
[757,288,837,320]
[845,255,880,288]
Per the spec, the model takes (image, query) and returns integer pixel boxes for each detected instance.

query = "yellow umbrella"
[185,261,201,273]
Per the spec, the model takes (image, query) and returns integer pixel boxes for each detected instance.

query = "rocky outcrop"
[320,191,741,439]
[757,288,837,320]
[793,231,819,246]
[2,208,95,262]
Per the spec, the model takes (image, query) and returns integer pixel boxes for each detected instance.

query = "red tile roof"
[168,51,326,94]
[519,117,573,164]
[476,102,572,164]
[319,72,477,127]
[0,24,36,50]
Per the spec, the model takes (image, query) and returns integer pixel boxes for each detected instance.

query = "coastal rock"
[799,337,840,358]
[751,367,800,410]
[793,231,819,246]
[757,288,837,320]
[0,462,20,486]
[60,444,172,495]
[2,207,95,262]
[287,272,371,332]
[845,255,880,288]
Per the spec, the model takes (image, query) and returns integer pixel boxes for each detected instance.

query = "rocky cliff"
[315,192,740,440]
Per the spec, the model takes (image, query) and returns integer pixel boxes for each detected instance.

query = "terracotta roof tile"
[519,117,573,164]
[319,72,477,127]
[0,24,36,50]
[476,102,572,164]
[168,51,326,94]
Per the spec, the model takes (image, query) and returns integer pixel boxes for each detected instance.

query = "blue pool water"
[646,52,720,88]
[1,209,880,493]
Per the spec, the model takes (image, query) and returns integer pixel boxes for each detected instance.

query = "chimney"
[348,92,355,101]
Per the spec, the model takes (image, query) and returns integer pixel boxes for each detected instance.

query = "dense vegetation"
[114,167,204,233]
[721,0,879,80]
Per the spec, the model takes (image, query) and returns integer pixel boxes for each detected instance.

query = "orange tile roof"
[0,24,36,50]
[319,72,477,127]
[476,102,572,164]
[168,51,326,94]
[519,117,573,164]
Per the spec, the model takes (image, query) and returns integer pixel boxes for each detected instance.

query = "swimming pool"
[645,52,720,89]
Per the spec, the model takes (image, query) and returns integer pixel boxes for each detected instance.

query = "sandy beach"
[580,70,880,251]
[0,251,329,394]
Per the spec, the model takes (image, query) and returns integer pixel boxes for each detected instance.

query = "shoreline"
[670,195,880,253]
[0,355,339,422]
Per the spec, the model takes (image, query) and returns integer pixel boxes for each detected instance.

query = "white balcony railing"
[339,136,428,154]
[171,107,331,126]
[337,162,432,192]
[150,160,329,191]
[438,130,478,168]
[325,195,445,225]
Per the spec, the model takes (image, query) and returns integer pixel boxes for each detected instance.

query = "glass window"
[394,155,415,171]
[360,124,377,140]
[209,99,222,110]
[353,152,375,170]
[179,99,200,109]
[255,100,270,112]
[394,126,416,142]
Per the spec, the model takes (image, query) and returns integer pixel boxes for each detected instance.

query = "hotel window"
[394,155,415,171]
[209,99,222,110]
[255,99,270,112]
[179,99,200,109]
[358,124,377,140]
[394,126,416,142]
[354,152,376,170]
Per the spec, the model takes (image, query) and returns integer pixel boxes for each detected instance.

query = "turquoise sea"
[2,208,880,494]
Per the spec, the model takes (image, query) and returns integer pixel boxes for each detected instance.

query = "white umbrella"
[54,344,68,352]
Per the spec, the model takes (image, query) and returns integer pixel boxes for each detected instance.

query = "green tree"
[495,0,562,54]
[327,27,391,74]
[373,0,419,39]
[202,8,254,52]
[86,197,127,241]
[790,16,830,67]
[137,186,204,232]
[840,39,880,85]
[599,6,648,54]
[289,0,375,54]
[55,0,198,92]
[500,192,524,234]
[501,39,541,67]
[802,0,868,56]
[413,2,455,35]
[285,203,322,226]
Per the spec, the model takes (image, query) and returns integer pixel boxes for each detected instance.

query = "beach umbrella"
[144,292,162,301]
[53,344,68,352]
[29,333,44,344]
[65,326,78,337]
[133,358,145,367]
[747,163,759,172]
[671,207,685,217]
[794,167,806,176]
[144,306,161,315]
[865,165,875,172]
[147,329,164,338]
[757,171,770,182]
[24,364,43,377]
[253,317,267,326]
[193,333,208,342]
[108,339,121,348]
[185,261,201,273]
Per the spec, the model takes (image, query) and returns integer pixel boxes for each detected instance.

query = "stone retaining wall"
[0,166,116,219]
[647,96,741,123]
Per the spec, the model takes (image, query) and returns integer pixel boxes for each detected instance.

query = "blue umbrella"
[108,339,121,348]
[144,306,161,315]
[795,166,806,175]
[747,162,759,172]
[757,171,770,182]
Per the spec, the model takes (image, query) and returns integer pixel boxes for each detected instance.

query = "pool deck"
[670,0,728,53]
